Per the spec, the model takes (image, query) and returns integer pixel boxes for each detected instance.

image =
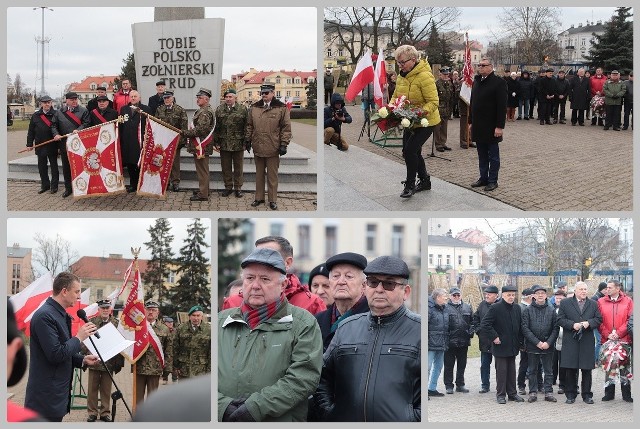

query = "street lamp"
[34,7,53,99]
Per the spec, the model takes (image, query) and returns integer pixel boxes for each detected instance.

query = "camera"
[334,108,344,116]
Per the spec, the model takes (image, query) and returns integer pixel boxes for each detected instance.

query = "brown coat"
[245,99,292,157]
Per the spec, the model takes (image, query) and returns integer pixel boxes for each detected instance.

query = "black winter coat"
[521,300,559,354]
[472,299,495,353]
[148,93,164,116]
[506,78,520,108]
[428,297,449,351]
[24,297,85,418]
[479,299,523,357]
[119,103,150,164]
[557,296,602,369]
[518,76,535,100]
[314,306,421,422]
[469,72,507,144]
[27,108,58,156]
[538,76,557,101]
[56,105,90,135]
[89,107,119,127]
[555,77,570,101]
[323,93,352,134]
[570,76,591,110]
[315,299,370,352]
[446,301,473,347]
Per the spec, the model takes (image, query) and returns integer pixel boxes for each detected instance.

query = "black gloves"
[245,140,252,153]
[228,404,255,422]
[222,397,248,422]
[278,144,287,156]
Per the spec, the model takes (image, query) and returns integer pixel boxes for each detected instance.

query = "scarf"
[330,295,367,333]
[241,292,286,330]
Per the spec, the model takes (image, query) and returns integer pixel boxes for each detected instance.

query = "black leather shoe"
[126,185,136,193]
[443,146,452,151]
[456,386,469,393]
[87,415,97,422]
[468,142,476,148]
[557,388,564,394]
[190,195,208,201]
[497,397,507,404]
[613,127,621,131]
[603,126,610,130]
[446,387,454,394]
[427,390,445,397]
[220,189,233,197]
[602,395,614,401]
[399,181,414,198]
[579,123,585,126]
[566,398,575,404]
[484,183,498,192]
[479,388,489,393]
[436,147,445,152]
[100,416,112,422]
[622,126,629,130]
[583,397,594,404]
[171,183,180,192]
[269,202,277,210]
[38,187,50,194]
[414,177,431,192]
[62,189,73,198]
[234,190,243,198]
[470,179,487,188]
[623,397,633,403]
[251,199,265,207]
[508,395,525,402]
[50,187,58,194]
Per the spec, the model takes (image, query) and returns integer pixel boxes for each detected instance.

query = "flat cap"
[260,83,275,92]
[502,285,517,293]
[196,87,212,98]
[449,287,461,295]
[611,70,620,74]
[556,281,567,288]
[484,285,499,294]
[97,299,111,308]
[241,247,286,274]
[326,252,368,272]
[96,86,107,91]
[188,305,203,315]
[531,284,547,293]
[558,69,566,74]
[308,263,329,285]
[144,300,159,308]
[224,88,237,96]
[522,288,533,297]
[162,90,174,98]
[546,68,555,73]
[364,255,410,279]
[554,289,567,296]
[162,316,174,322]
[155,80,166,86]
[39,95,53,102]
[96,95,109,102]
[65,92,79,99]
[439,67,451,74]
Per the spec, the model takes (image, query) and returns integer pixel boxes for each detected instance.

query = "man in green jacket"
[215,88,248,197]
[603,70,626,131]
[174,305,211,379]
[218,247,323,422]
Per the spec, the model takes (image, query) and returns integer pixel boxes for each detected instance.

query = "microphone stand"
[86,334,132,421]
[428,131,451,162]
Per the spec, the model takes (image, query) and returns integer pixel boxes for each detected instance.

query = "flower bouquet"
[369,95,429,132]
[590,94,606,119]
[598,338,633,387]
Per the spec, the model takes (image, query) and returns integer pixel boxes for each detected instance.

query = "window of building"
[325,226,337,258]
[446,255,451,265]
[90,83,97,90]
[96,289,103,300]
[338,49,344,57]
[458,255,462,265]
[270,222,284,237]
[167,271,176,283]
[308,77,314,83]
[276,77,281,84]
[12,280,19,294]
[102,82,109,89]
[12,263,20,278]
[469,255,474,266]
[581,38,586,46]
[295,78,301,84]
[287,78,292,84]
[327,48,332,57]
[429,254,433,265]
[295,91,300,97]
[437,254,442,266]
[366,224,377,252]
[248,91,252,98]
[276,91,281,98]
[286,91,291,97]
[391,225,404,258]
[298,225,311,258]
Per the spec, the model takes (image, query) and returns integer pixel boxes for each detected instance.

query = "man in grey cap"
[218,247,322,422]
[444,286,473,394]
[516,287,535,395]
[313,255,420,421]
[603,70,626,130]
[26,95,60,195]
[471,284,499,393]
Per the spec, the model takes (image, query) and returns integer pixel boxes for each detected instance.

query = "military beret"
[364,255,410,279]
[502,285,517,293]
[241,247,286,274]
[260,84,275,92]
[196,87,212,98]
[96,95,109,102]
[163,316,174,322]
[156,80,166,86]
[97,299,111,308]
[531,284,547,293]
[162,90,174,98]
[224,88,237,96]
[144,300,159,308]
[65,92,79,99]
[308,264,329,285]
[96,86,107,91]
[326,252,368,272]
[522,288,533,297]
[484,285,499,294]
[449,287,461,295]
[188,305,203,315]
[39,95,53,102]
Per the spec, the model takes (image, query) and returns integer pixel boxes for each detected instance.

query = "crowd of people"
[26,80,292,209]
[218,235,421,422]
[428,280,633,406]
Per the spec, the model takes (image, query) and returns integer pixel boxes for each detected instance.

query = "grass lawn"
[7,119,30,131]
[292,118,316,126]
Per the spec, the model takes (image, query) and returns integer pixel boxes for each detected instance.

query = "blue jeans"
[480,351,493,390]
[428,350,445,391]
[594,330,602,362]
[518,99,530,118]
[476,141,500,184]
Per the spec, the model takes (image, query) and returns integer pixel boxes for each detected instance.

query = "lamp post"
[34,7,53,99]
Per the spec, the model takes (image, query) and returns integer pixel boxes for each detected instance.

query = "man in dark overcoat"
[479,285,524,404]
[569,68,591,126]
[471,284,499,393]
[557,281,602,404]
[26,95,59,194]
[469,57,507,192]
[118,90,150,192]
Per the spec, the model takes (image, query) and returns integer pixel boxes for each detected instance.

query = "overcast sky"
[7,218,212,273]
[7,7,317,97]
[446,218,621,238]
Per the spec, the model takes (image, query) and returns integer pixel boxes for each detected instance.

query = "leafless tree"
[32,233,79,276]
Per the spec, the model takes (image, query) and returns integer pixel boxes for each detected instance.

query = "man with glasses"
[113,78,133,114]
[313,255,420,422]
[444,287,473,394]
[469,58,507,192]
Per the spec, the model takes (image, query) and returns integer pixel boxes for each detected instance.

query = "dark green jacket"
[184,104,215,156]
[215,103,248,151]
[136,321,173,376]
[603,80,626,106]
[174,321,211,378]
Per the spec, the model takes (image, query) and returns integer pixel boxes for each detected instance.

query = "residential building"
[557,21,606,63]
[230,68,316,107]
[427,235,484,285]
[7,244,32,295]
[324,20,396,72]
[65,74,118,107]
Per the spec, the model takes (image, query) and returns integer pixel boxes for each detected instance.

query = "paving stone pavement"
[333,106,633,211]
[427,355,634,422]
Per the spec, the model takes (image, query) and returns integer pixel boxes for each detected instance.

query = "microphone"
[77,309,100,339]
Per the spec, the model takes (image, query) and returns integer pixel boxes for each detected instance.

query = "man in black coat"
[479,285,524,404]
[569,68,591,126]
[86,86,114,112]
[538,68,557,125]
[552,70,570,124]
[471,284,499,393]
[88,95,119,126]
[24,272,100,421]
[148,80,166,115]
[469,57,507,192]
[118,90,150,192]
[26,95,60,195]
[557,281,602,404]
[444,287,473,394]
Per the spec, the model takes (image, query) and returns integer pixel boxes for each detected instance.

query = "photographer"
[324,93,352,151]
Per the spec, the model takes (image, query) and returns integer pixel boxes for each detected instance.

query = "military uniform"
[161,318,177,384]
[155,95,188,190]
[434,73,453,151]
[135,318,173,404]
[174,321,211,379]
[183,88,215,200]
[215,95,248,195]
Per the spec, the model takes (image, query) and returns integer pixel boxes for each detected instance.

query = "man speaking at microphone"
[25,272,101,422]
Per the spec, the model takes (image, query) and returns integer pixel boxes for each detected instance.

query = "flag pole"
[18,114,129,153]
[131,107,183,134]
[131,246,141,414]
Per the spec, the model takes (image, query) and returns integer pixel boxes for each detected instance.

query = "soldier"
[451,70,461,118]
[181,88,215,202]
[214,88,248,198]
[88,95,118,126]
[26,95,59,195]
[174,305,211,379]
[148,80,166,115]
[161,316,177,385]
[245,83,292,210]
[135,300,173,404]
[84,300,124,422]
[155,90,188,192]
[53,92,90,197]
[86,86,114,112]
[434,67,453,152]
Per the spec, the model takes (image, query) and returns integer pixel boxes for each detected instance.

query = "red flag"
[67,289,89,337]
[187,121,214,160]
[345,50,375,102]
[9,273,53,336]
[373,49,387,107]
[137,119,180,198]
[460,33,474,105]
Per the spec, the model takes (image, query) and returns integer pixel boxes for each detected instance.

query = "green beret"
[188,305,203,315]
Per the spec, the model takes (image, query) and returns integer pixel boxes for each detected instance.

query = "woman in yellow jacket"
[391,45,440,198]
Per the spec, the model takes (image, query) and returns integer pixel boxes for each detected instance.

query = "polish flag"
[373,49,387,108]
[84,260,133,320]
[67,288,90,336]
[460,33,474,105]
[345,50,375,102]
[9,272,54,336]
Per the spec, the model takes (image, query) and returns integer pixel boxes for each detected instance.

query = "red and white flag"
[67,288,90,336]
[345,50,375,102]
[460,33,474,105]
[187,121,214,159]
[373,49,387,107]
[67,122,126,198]
[137,119,180,198]
[9,272,53,336]
[280,96,293,111]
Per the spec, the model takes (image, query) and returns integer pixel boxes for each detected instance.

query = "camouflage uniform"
[135,320,173,404]
[174,321,211,378]
[183,103,215,198]
[434,78,453,150]
[215,102,248,192]
[161,324,177,383]
[156,103,188,188]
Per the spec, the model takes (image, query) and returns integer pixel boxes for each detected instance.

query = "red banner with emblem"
[66,122,125,197]
[137,119,180,198]
[117,266,151,364]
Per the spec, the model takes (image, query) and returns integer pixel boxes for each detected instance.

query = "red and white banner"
[460,33,474,106]
[187,120,214,159]
[68,288,90,336]
[279,96,294,111]
[373,49,387,108]
[9,272,53,336]
[137,119,180,198]
[345,50,375,102]
[67,122,126,198]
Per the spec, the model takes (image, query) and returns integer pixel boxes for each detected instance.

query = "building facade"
[65,74,119,106]
[557,21,606,63]
[230,68,316,107]
[7,244,32,295]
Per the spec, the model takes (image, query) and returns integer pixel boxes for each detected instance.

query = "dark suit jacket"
[557,296,602,369]
[469,72,507,144]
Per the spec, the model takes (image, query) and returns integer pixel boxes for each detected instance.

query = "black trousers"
[495,355,517,398]
[443,346,469,388]
[57,140,73,192]
[527,352,554,393]
[605,104,622,128]
[125,164,140,188]
[518,350,543,390]
[552,99,567,120]
[564,368,592,400]
[552,349,567,388]
[402,126,434,185]
[571,109,586,125]
[623,99,633,128]
[324,89,332,105]
[529,97,536,118]
[539,100,552,122]
[37,151,59,189]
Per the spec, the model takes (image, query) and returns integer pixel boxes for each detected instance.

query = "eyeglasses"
[260,91,271,95]
[477,63,491,67]
[397,57,414,66]
[366,277,405,291]
[452,294,461,297]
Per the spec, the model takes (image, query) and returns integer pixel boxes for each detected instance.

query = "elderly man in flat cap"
[444,286,473,395]
[313,255,420,422]
[215,88,248,198]
[26,95,60,195]
[308,263,332,307]
[245,83,292,210]
[218,248,323,422]
[174,304,211,380]
[88,95,118,127]
[87,86,114,112]
[148,80,167,115]
[479,285,525,404]
[471,284,499,393]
